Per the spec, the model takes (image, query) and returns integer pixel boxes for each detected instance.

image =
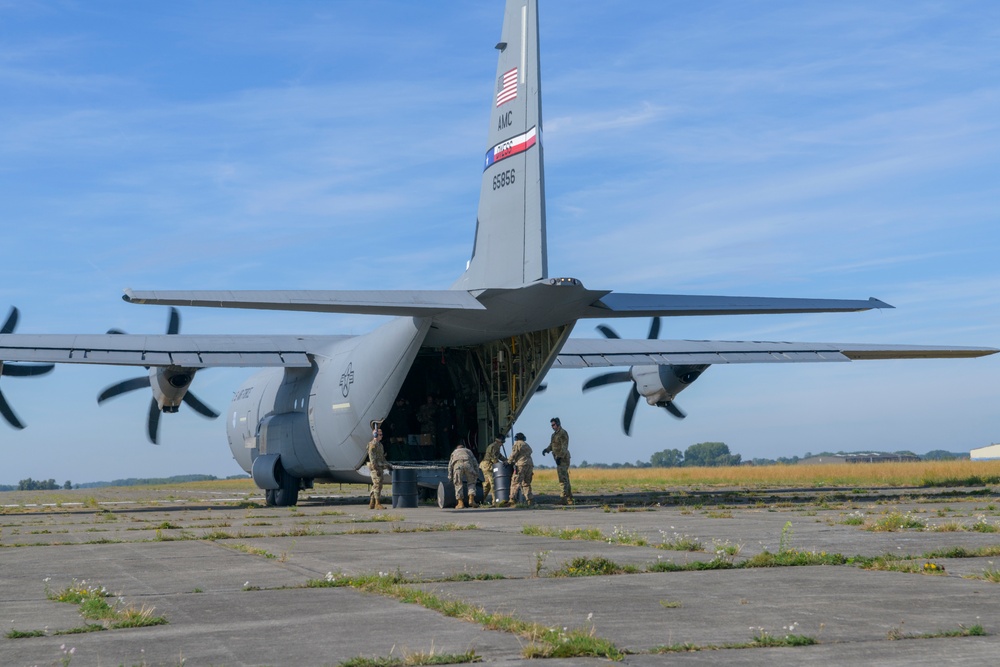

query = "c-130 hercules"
[0,0,995,505]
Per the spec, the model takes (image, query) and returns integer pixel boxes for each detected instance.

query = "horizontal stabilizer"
[0,333,350,368]
[582,293,892,318]
[554,338,998,368]
[123,289,485,316]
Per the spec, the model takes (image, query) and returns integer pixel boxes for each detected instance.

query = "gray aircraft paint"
[0,0,994,499]
[454,0,546,291]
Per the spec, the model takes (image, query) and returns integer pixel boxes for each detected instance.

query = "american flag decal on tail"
[496,67,518,107]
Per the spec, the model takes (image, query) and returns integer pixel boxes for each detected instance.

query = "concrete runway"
[3,484,1000,666]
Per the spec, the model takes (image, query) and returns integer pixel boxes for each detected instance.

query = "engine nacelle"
[149,366,197,413]
[631,364,708,406]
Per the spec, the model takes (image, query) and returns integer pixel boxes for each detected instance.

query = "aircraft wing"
[580,292,893,317]
[123,288,485,316]
[553,338,999,368]
[0,334,349,368]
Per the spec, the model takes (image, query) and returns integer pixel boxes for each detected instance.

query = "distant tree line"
[11,478,72,491]
[577,444,971,469]
[579,442,742,469]
[1,474,245,492]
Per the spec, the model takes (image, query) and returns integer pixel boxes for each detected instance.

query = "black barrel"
[437,479,484,508]
[391,468,418,508]
[493,461,513,503]
[437,480,456,508]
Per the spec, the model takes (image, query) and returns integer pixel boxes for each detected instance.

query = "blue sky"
[2,1,999,485]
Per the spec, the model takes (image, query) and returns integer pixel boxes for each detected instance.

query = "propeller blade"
[582,371,632,391]
[596,324,620,339]
[1,307,18,334]
[147,399,161,444]
[183,391,220,419]
[662,401,686,419]
[622,384,640,436]
[0,389,25,429]
[166,307,180,335]
[647,316,661,340]
[98,376,151,404]
[2,363,55,377]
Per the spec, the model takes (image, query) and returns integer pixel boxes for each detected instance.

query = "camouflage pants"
[556,460,571,499]
[452,467,477,498]
[510,466,533,504]
[369,468,384,499]
[480,462,495,501]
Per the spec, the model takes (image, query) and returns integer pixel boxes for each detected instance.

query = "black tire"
[273,465,300,507]
[265,489,277,507]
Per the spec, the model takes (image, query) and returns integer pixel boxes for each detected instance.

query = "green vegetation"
[339,649,481,666]
[306,571,625,660]
[45,578,168,630]
[552,556,640,577]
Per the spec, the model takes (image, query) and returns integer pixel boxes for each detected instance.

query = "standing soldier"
[367,423,392,509]
[543,417,572,504]
[508,432,534,506]
[480,434,507,505]
[447,441,479,509]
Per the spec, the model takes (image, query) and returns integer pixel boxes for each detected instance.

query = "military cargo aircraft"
[0,0,995,505]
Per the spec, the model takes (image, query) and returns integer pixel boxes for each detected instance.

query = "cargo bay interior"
[379,327,566,463]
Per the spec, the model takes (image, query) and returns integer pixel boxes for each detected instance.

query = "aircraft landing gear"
[264,464,300,507]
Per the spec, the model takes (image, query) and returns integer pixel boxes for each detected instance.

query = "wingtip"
[869,297,894,309]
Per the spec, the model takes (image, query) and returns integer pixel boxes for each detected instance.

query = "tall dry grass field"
[529,460,1000,494]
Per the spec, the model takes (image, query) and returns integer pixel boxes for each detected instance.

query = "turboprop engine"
[150,366,196,413]
[96,307,219,443]
[582,316,708,434]
[584,363,708,435]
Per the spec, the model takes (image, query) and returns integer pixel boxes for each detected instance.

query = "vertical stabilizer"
[454,0,546,290]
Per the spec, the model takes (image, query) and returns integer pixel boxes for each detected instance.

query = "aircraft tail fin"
[454,0,546,290]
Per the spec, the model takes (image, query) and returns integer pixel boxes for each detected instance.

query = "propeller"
[97,307,219,444]
[582,317,686,435]
[0,307,56,430]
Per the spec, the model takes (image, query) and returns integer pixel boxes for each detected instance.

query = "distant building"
[798,456,848,465]
[844,453,920,464]
[971,444,1000,461]
[798,453,920,465]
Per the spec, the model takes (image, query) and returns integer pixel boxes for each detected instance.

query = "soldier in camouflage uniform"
[508,432,534,506]
[447,441,479,509]
[479,434,507,505]
[367,424,392,509]
[543,417,572,504]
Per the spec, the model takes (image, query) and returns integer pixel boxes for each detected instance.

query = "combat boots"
[467,493,478,508]
[374,498,386,510]
[455,497,466,509]
[369,495,376,509]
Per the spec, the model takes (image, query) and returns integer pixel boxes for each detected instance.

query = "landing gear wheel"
[265,489,276,507]
[273,467,300,507]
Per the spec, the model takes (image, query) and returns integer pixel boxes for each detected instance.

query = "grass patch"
[652,626,817,652]
[656,531,704,552]
[522,525,603,541]
[353,513,405,523]
[45,578,168,630]
[339,649,481,666]
[551,556,639,577]
[743,550,848,567]
[306,571,625,660]
[890,623,985,640]
[6,628,46,639]
[865,510,926,532]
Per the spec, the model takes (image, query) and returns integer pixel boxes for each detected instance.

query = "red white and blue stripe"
[484,126,537,171]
